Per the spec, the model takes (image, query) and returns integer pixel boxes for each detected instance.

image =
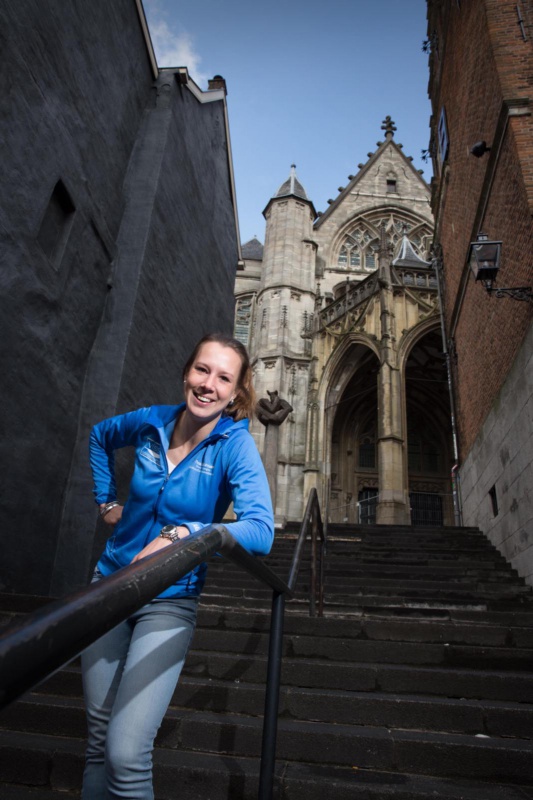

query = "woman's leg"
[81,616,133,799]
[103,597,198,800]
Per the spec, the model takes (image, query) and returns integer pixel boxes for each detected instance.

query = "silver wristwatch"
[159,524,182,542]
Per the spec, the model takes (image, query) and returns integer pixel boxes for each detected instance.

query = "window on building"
[489,484,499,516]
[234,296,253,346]
[350,248,361,267]
[338,247,348,267]
[366,250,376,269]
[359,437,376,469]
[386,179,397,193]
[37,180,75,269]
[408,433,441,473]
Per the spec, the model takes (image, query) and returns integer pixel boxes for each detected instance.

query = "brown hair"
[183,333,256,421]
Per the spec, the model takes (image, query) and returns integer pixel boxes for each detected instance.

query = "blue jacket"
[90,405,274,598]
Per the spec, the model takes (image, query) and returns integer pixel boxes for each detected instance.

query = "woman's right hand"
[99,503,124,526]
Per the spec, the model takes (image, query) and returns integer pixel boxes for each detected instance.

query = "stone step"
[322,578,528,594]
[324,589,533,607]
[189,631,533,669]
[323,562,513,576]
[194,607,533,647]
[1,730,532,800]
[0,786,78,800]
[207,568,521,589]
[23,670,533,741]
[158,709,533,783]
[198,592,532,615]
[181,651,533,703]
[3,700,533,785]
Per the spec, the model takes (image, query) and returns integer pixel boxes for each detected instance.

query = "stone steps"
[1,522,533,798]
[8,677,533,741]
[3,730,533,800]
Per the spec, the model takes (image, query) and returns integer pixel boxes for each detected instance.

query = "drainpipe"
[432,244,463,527]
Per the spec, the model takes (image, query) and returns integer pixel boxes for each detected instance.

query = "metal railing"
[409,490,454,527]
[0,489,325,800]
[357,494,378,524]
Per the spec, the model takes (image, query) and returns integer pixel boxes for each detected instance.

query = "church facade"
[235,119,455,527]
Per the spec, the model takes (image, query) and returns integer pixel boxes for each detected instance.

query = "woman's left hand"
[131,527,190,563]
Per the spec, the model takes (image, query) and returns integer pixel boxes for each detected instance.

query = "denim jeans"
[81,571,198,800]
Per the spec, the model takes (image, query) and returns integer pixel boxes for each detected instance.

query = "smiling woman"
[80,332,273,800]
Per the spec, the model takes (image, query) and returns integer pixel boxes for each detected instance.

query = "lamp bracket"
[489,286,533,302]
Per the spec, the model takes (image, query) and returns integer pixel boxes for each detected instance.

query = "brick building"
[0,0,241,595]
[426,0,533,581]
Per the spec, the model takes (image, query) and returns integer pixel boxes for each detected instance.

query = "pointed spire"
[289,164,297,195]
[275,165,308,201]
[381,116,397,140]
[392,233,431,268]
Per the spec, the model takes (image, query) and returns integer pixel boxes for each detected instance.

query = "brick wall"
[427,0,533,581]
[428,0,533,459]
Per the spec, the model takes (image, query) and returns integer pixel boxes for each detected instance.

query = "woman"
[81,333,274,799]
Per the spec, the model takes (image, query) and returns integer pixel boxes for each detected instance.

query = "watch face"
[161,524,178,535]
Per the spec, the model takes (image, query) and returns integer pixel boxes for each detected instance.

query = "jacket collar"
[147,404,249,444]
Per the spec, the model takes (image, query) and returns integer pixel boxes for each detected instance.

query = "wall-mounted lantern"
[468,233,532,301]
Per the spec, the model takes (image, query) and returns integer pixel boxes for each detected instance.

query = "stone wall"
[460,322,533,582]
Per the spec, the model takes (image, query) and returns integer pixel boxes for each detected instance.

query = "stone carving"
[257,390,293,427]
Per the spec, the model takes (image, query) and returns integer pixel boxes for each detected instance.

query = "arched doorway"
[404,329,454,525]
[328,345,380,523]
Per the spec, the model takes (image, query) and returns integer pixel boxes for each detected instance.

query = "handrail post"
[258,589,286,800]
[309,500,317,617]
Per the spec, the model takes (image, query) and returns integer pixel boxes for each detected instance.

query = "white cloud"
[143,3,209,87]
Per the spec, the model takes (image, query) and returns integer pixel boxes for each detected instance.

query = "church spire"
[392,232,431,268]
[274,164,309,201]
[381,115,397,140]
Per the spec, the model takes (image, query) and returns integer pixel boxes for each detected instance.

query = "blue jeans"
[81,572,198,800]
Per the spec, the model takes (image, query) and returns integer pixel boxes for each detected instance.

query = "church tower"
[247,166,317,522]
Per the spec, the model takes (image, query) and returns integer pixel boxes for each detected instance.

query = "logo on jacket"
[191,459,214,476]
[140,438,161,466]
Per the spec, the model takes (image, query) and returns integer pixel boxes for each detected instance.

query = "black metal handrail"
[0,489,325,799]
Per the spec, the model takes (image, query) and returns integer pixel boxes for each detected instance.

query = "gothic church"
[235,119,454,527]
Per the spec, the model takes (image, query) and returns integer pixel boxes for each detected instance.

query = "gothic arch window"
[371,213,433,261]
[350,248,361,267]
[336,212,432,275]
[338,246,348,267]
[337,224,379,272]
[359,436,376,469]
[365,246,377,270]
[408,431,441,473]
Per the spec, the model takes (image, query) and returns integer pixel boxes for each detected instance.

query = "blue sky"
[143,0,432,245]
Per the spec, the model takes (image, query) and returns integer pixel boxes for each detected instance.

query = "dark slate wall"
[0,1,154,594]
[118,77,239,411]
[0,3,238,595]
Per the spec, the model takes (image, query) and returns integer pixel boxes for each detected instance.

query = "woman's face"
[184,341,242,424]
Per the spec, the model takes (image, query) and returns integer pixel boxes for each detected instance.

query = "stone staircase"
[1,523,533,798]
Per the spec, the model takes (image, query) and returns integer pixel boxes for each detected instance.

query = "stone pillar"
[375,224,410,525]
[257,390,293,526]
[376,361,409,524]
